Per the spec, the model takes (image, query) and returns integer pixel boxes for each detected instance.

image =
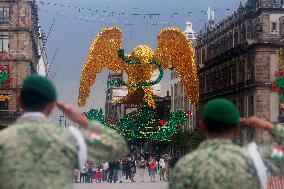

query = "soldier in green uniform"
[170,98,284,189]
[0,75,128,189]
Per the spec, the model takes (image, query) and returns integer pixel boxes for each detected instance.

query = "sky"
[36,0,246,122]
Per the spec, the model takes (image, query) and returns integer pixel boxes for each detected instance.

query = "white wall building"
[37,28,48,76]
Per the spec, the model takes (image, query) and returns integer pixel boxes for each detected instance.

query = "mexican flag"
[91,131,101,142]
[271,146,284,159]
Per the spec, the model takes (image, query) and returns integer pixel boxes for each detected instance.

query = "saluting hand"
[240,116,274,130]
[56,101,90,128]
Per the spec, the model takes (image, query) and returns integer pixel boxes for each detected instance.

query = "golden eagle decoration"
[78,26,199,107]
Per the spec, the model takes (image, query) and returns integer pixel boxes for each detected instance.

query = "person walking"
[0,75,128,189]
[117,159,124,183]
[130,156,136,182]
[149,157,156,182]
[111,161,119,183]
[170,98,284,189]
[138,157,147,182]
[159,156,166,181]
[124,156,133,183]
[102,162,109,182]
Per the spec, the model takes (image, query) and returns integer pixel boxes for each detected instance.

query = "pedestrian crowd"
[74,153,172,183]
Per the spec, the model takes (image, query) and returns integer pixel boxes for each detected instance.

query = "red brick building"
[0,0,45,127]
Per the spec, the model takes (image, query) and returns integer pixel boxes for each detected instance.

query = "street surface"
[74,182,168,189]
[74,172,168,189]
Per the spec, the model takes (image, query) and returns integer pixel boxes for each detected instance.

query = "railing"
[267,177,284,189]
[0,111,21,119]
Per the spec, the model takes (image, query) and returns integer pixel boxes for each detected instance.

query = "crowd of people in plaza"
[74,153,172,183]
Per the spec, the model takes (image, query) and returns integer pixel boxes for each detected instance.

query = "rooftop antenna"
[207,7,215,29]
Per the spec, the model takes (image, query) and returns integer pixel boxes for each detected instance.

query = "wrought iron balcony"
[0,111,21,119]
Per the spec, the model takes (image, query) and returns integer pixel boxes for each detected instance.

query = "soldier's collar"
[198,139,234,149]
[21,112,46,119]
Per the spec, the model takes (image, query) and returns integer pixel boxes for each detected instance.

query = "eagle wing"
[78,26,126,106]
[154,28,199,105]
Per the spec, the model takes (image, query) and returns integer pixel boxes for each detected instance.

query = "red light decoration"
[159,119,166,125]
[107,118,113,124]
[186,110,192,117]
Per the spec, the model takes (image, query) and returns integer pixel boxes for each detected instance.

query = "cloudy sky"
[36,0,246,121]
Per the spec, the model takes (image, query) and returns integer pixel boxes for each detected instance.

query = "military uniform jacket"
[0,116,128,189]
[170,124,284,189]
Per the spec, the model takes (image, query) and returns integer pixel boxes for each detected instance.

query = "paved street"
[74,171,168,189]
[74,182,168,189]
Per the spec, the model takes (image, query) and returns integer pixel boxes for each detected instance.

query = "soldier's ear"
[199,120,207,133]
[16,95,24,111]
[234,126,240,135]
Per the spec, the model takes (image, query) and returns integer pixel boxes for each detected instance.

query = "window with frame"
[0,7,10,23]
[0,36,9,52]
[274,0,283,4]
[0,100,8,110]
[271,22,278,33]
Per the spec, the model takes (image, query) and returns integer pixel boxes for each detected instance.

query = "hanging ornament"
[159,119,166,125]
[81,112,87,117]
[107,118,113,124]
[186,110,192,117]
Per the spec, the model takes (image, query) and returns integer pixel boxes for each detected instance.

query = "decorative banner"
[274,48,284,105]
[0,95,10,102]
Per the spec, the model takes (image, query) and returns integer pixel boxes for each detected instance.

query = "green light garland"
[0,70,9,85]
[107,79,126,89]
[275,76,284,103]
[130,60,163,87]
[272,74,284,103]
[86,109,114,129]
[86,106,187,141]
[117,49,140,65]
[150,109,187,141]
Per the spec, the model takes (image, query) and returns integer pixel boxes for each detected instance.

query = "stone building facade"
[105,71,131,124]
[196,0,284,145]
[0,0,43,127]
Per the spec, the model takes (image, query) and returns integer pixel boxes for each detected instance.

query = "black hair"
[204,116,238,135]
[20,88,54,111]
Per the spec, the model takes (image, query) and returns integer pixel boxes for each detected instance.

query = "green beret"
[22,74,57,101]
[203,98,240,125]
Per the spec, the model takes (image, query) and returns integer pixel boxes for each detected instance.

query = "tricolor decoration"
[91,130,101,142]
[271,146,284,159]
[273,49,284,106]
[0,65,12,87]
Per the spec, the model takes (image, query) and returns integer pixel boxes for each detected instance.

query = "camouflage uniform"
[0,115,128,189]
[170,124,284,189]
